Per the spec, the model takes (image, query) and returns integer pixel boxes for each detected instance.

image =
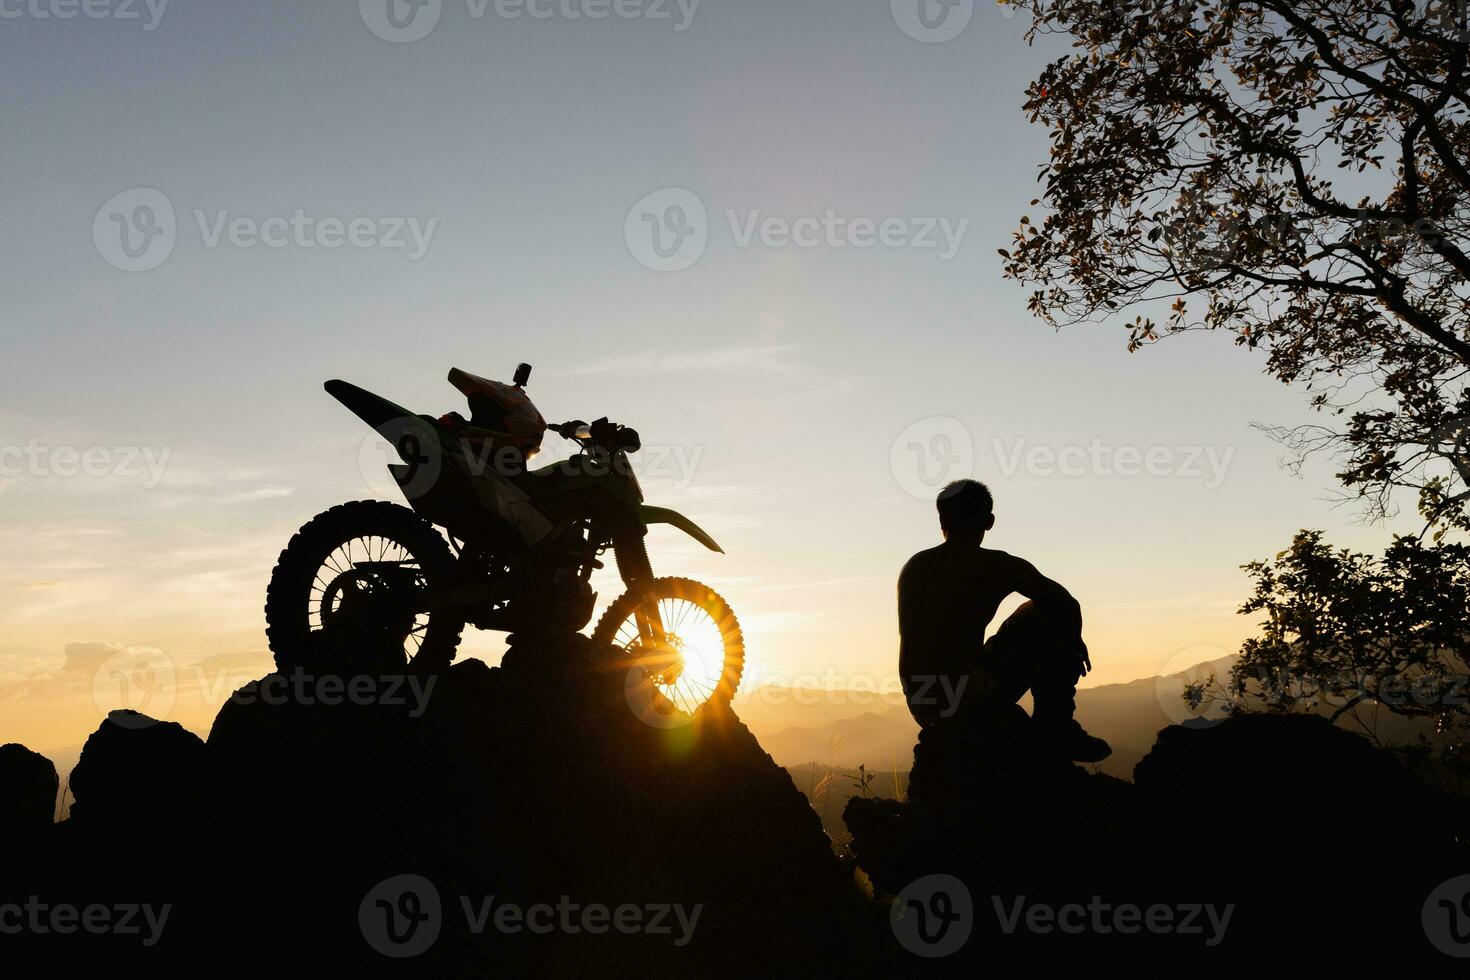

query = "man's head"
[936,479,994,542]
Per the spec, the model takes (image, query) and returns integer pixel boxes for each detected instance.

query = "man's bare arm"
[1007,556,1090,673]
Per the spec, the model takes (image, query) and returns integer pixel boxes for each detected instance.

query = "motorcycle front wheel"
[591,576,745,716]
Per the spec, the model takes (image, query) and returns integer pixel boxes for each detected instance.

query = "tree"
[1225,531,1470,759]
[1000,0,1470,533]
[1000,0,1470,763]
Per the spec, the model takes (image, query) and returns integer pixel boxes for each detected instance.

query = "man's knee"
[994,602,1083,679]
[994,600,1048,645]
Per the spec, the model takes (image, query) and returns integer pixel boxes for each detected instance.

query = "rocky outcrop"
[21,631,876,974]
[15,627,1466,971]
[66,710,206,828]
[1133,712,1464,848]
[0,742,58,835]
[846,707,1467,967]
[847,705,1138,901]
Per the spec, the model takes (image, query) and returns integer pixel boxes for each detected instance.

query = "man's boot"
[1036,717,1112,763]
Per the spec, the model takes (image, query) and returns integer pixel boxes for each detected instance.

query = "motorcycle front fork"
[606,520,666,647]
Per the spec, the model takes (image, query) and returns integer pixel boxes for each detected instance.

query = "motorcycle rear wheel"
[265,500,465,672]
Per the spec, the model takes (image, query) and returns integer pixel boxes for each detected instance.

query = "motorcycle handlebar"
[552,418,640,453]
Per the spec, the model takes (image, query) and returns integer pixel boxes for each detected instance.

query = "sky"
[0,0,1424,752]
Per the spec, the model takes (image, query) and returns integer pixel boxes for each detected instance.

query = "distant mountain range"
[765,655,1443,840]
[745,653,1435,783]
[741,656,1240,780]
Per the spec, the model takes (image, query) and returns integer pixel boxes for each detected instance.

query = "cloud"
[63,641,127,674]
[748,576,884,593]
[186,649,272,672]
[739,610,830,635]
[558,344,800,378]
[219,487,294,505]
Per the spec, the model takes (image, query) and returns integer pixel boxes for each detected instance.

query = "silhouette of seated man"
[898,479,1111,762]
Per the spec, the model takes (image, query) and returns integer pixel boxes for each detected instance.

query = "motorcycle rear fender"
[326,379,452,448]
[640,505,724,554]
[326,379,532,540]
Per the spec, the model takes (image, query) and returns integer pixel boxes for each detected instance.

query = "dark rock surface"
[846,707,1468,968]
[0,742,58,836]
[66,711,206,828]
[1133,712,1464,848]
[9,631,877,975]
[9,632,1467,971]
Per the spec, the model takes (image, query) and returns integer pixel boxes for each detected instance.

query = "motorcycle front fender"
[640,505,724,554]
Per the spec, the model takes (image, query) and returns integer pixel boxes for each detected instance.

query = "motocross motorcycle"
[264,363,743,716]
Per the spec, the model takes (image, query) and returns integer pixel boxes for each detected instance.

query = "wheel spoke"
[674,599,697,632]
[677,677,702,713]
[676,677,698,711]
[609,591,730,713]
[298,531,454,665]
